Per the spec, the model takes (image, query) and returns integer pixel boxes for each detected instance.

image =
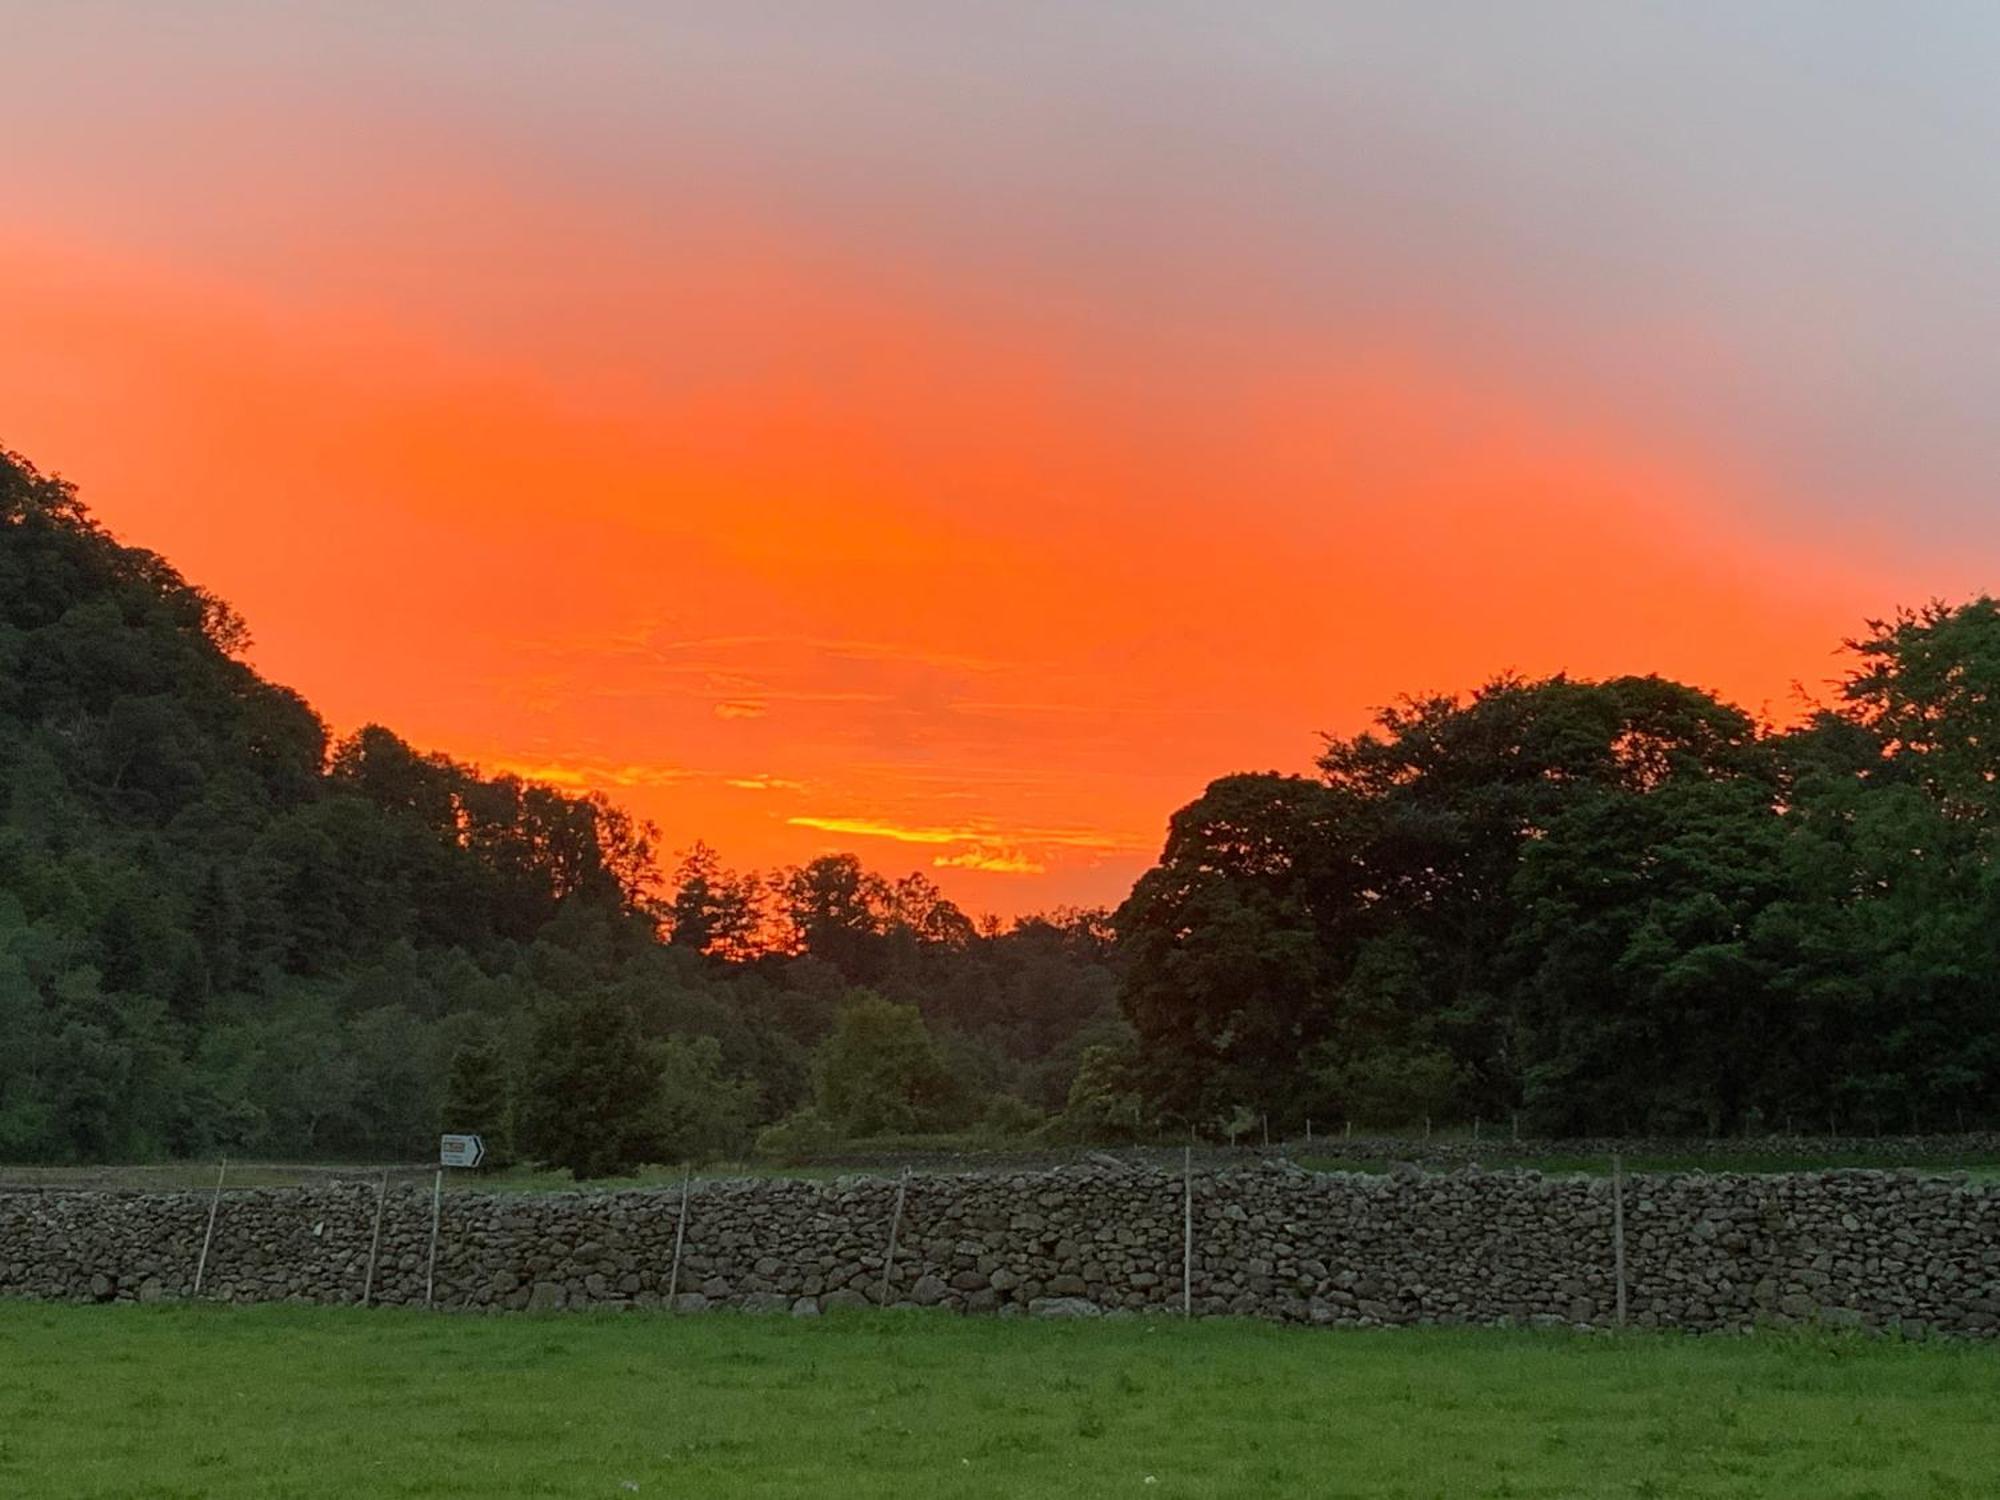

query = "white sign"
[439,1133,486,1169]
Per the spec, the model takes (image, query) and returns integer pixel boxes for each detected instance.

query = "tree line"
[1115,608,2000,1139]
[7,442,1998,1174]
[0,449,1121,1171]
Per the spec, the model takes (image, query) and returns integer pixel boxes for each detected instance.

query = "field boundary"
[4,1159,1998,1337]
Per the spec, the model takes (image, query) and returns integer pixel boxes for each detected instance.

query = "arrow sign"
[439,1133,486,1169]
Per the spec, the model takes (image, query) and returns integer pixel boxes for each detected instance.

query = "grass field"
[2,1306,1995,1498]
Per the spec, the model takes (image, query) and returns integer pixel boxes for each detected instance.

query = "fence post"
[424,1168,443,1310]
[362,1168,390,1307]
[1182,1146,1194,1319]
[1611,1153,1628,1329]
[879,1168,910,1306]
[667,1169,692,1307]
[192,1159,227,1300]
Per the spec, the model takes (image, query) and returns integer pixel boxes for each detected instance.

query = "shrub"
[755,1107,841,1164]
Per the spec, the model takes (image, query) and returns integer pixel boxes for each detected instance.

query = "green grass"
[2,1305,1995,1498]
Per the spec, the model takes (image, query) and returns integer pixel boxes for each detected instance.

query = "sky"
[4,2,1997,913]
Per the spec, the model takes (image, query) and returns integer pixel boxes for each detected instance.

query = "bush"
[812,992,959,1136]
[652,1035,758,1165]
[979,1094,1047,1137]
[755,1107,841,1164]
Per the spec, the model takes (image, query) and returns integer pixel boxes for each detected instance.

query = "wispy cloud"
[480,755,809,798]
[788,815,962,845]
[933,849,1046,875]
[783,812,1138,877]
[787,815,1126,850]
[483,757,693,791]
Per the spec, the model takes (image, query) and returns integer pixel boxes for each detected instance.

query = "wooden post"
[1261,1114,1269,1149]
[1423,1116,1431,1142]
[1473,1118,1481,1142]
[1344,1119,1352,1141]
[1611,1153,1628,1329]
[192,1158,227,1300]
[1305,1117,1312,1145]
[361,1168,390,1307]
[1182,1146,1194,1319]
[667,1169,692,1307]
[424,1168,443,1310]
[879,1169,910,1306]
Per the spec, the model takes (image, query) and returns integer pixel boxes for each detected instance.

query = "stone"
[5,1159,1999,1339]
[1028,1297,1102,1319]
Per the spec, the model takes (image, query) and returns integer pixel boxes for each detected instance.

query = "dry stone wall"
[4,1162,1997,1337]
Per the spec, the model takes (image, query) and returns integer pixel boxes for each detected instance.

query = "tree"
[665,842,764,959]
[1055,1040,1152,1141]
[441,1024,515,1169]
[1117,678,1785,1135]
[0,949,54,1158]
[518,994,663,1178]
[812,992,958,1137]
[1841,599,2000,812]
[1307,933,1462,1130]
[650,1034,758,1163]
[1509,776,1787,1134]
[885,872,975,948]
[776,854,891,977]
[1115,773,1339,1121]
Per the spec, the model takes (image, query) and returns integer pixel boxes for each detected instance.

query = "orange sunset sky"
[5,4,1998,913]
